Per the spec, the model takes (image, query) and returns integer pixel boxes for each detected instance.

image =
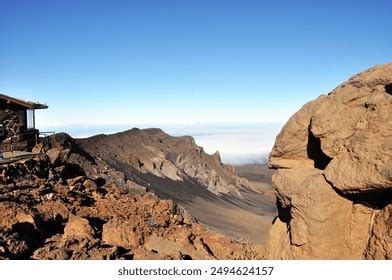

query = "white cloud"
[191,126,281,165]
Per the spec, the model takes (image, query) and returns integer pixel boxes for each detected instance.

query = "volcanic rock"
[63,215,94,240]
[364,205,392,259]
[266,63,392,259]
[102,218,144,248]
[0,137,261,260]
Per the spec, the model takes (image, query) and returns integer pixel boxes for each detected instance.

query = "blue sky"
[1,0,391,127]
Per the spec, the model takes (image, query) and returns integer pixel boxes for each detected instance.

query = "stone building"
[0,93,48,154]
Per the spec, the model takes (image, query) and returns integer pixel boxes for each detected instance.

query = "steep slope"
[265,63,392,259]
[75,128,277,243]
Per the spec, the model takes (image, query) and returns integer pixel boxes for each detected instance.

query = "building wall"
[0,109,21,142]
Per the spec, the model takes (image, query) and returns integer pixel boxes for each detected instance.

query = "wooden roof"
[0,93,48,109]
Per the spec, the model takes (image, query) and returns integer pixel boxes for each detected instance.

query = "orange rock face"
[266,63,392,259]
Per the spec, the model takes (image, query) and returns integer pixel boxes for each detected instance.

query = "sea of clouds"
[165,124,282,165]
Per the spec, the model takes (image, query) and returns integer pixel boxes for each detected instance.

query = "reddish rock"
[266,63,392,260]
[82,179,97,191]
[63,215,94,240]
[102,218,143,248]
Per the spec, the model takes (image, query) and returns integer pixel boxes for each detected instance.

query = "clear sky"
[1,0,391,127]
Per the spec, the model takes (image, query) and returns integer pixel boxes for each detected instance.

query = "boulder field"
[0,141,261,260]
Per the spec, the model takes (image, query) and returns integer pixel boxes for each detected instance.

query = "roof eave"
[0,93,48,110]
[32,104,48,110]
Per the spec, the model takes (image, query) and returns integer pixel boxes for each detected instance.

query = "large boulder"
[266,63,392,259]
[102,218,144,249]
[63,215,94,240]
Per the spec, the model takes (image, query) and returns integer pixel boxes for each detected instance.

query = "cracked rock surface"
[265,63,392,259]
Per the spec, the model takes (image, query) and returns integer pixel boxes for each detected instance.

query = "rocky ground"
[265,62,392,259]
[0,136,263,260]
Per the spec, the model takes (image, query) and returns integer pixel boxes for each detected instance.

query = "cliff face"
[265,63,392,259]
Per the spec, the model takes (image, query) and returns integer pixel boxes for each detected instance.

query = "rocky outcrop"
[266,63,392,259]
[0,140,261,260]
